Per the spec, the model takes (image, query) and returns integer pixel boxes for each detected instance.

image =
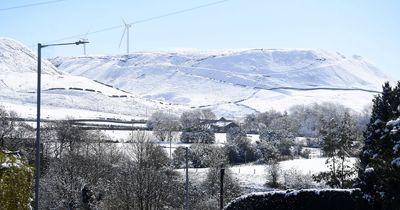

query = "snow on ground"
[0,38,188,120]
[240,89,377,113]
[52,48,389,117]
[176,157,358,192]
[215,133,260,144]
[215,133,226,144]
[0,101,149,120]
[247,134,260,143]
[104,131,154,142]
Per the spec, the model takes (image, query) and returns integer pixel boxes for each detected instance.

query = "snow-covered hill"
[0,38,57,75]
[51,49,389,117]
[0,38,179,119]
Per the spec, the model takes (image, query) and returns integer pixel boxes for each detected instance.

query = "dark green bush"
[224,189,373,210]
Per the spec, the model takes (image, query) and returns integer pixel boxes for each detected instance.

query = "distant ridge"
[50,48,388,116]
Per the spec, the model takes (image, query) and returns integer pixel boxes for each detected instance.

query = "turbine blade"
[84,29,90,38]
[119,28,126,48]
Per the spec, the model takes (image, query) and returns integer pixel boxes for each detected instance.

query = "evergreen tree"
[337,112,357,187]
[314,111,357,188]
[320,118,340,157]
[256,129,295,162]
[357,82,400,209]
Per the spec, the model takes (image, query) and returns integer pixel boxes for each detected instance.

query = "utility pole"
[34,43,42,210]
[185,147,189,210]
[220,164,225,210]
[83,42,87,56]
[34,40,88,210]
[169,135,172,161]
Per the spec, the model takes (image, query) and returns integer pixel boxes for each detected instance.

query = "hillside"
[0,38,178,119]
[51,49,389,117]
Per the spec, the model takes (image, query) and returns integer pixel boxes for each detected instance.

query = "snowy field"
[176,157,357,193]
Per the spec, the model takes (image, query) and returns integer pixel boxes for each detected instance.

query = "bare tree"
[0,107,16,149]
[0,107,34,150]
[40,122,122,209]
[106,132,181,210]
[147,111,180,142]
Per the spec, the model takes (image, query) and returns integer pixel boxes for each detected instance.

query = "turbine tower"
[80,38,89,56]
[119,20,132,55]
[80,30,90,56]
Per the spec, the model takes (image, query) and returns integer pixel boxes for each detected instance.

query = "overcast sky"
[1,0,399,79]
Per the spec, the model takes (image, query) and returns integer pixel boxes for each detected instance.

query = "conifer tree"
[357,82,400,209]
[314,111,357,188]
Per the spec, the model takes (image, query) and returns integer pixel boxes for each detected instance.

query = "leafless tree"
[105,131,182,210]
[40,122,122,209]
[147,111,180,142]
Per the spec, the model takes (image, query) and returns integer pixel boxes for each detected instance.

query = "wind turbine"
[80,30,89,56]
[119,20,132,55]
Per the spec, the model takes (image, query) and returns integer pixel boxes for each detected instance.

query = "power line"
[0,0,67,12]
[128,0,230,25]
[41,0,231,44]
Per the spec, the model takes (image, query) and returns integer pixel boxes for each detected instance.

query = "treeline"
[0,110,241,209]
[243,102,370,138]
[149,102,369,146]
[147,102,369,169]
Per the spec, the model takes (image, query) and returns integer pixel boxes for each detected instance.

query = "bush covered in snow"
[283,168,321,190]
[203,166,241,208]
[265,161,282,189]
[224,189,372,210]
[224,127,257,164]
[173,144,227,168]
[190,144,227,168]
[0,150,33,210]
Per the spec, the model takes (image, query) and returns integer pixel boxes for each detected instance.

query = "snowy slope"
[51,49,389,117]
[0,38,57,74]
[0,38,181,119]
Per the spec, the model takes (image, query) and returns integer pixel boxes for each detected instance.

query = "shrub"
[171,146,188,168]
[224,189,373,210]
[190,144,227,168]
[0,151,33,210]
[300,148,311,159]
[283,168,320,189]
[265,161,282,189]
[180,130,215,143]
[224,136,257,164]
[203,166,241,208]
